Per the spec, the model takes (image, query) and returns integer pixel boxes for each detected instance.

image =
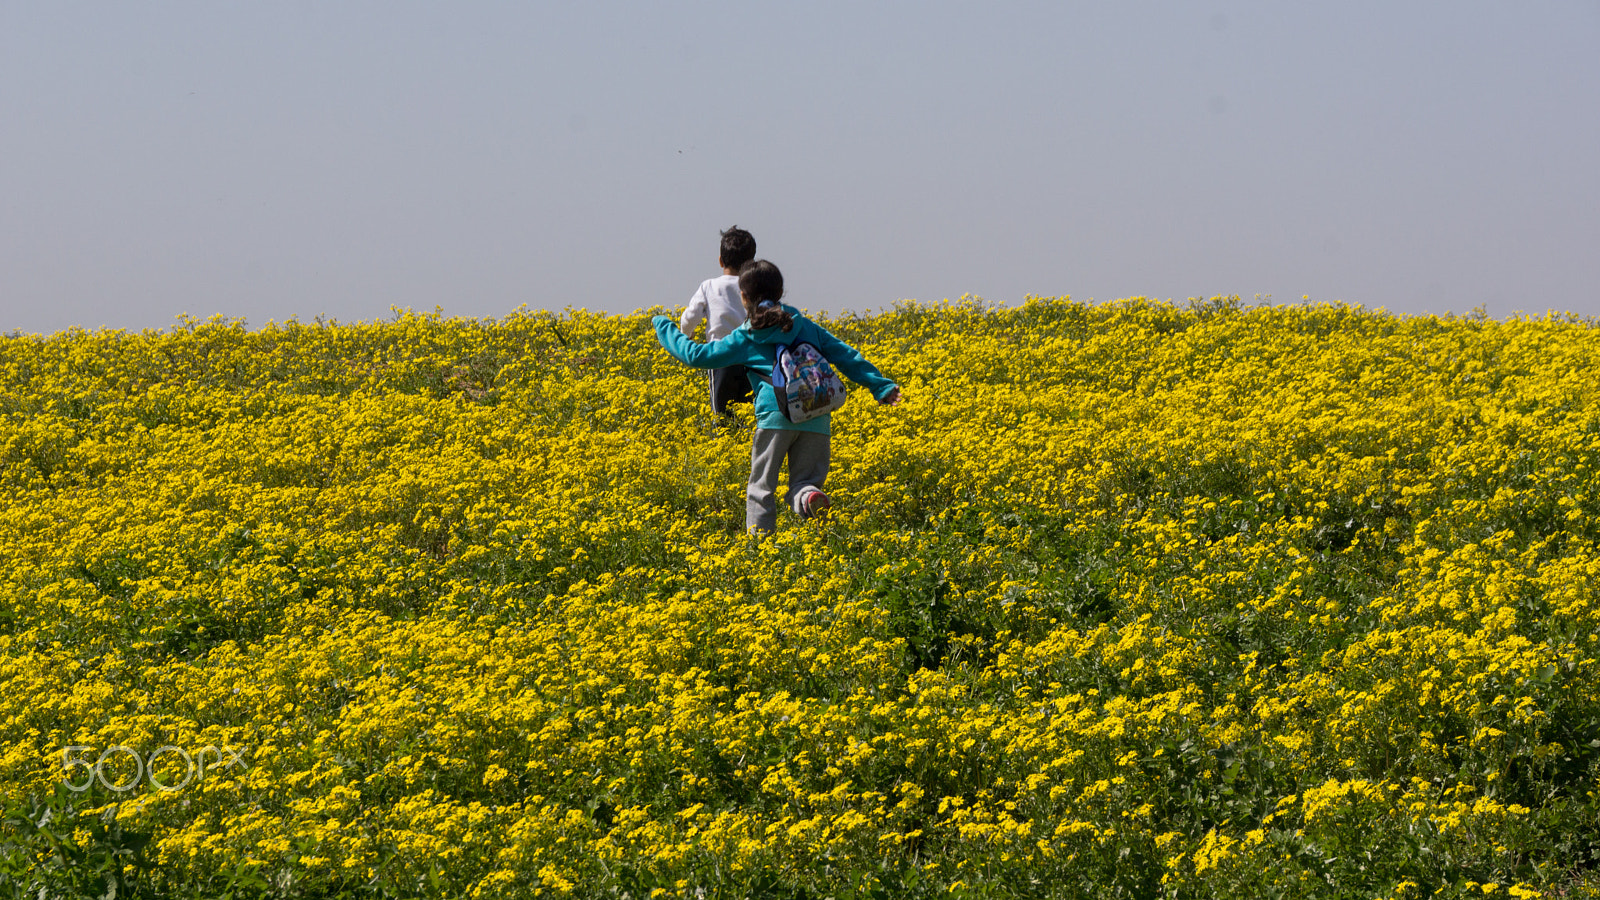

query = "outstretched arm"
[654,316,749,369]
[814,329,900,403]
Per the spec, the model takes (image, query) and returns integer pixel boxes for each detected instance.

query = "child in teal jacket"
[654,260,902,533]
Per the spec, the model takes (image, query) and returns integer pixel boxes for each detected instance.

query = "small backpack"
[771,340,848,422]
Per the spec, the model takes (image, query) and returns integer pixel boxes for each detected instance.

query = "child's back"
[680,226,756,341]
[681,273,744,341]
[681,226,758,416]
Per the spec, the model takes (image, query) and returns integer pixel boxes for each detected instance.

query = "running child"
[679,226,757,416]
[655,259,902,533]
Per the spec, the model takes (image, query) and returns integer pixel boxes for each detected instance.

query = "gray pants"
[747,428,831,533]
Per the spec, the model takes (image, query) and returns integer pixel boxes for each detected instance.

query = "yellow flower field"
[2,297,1598,898]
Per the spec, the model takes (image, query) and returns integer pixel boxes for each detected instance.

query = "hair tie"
[758,299,777,308]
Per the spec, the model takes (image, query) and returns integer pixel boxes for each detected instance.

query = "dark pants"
[710,366,752,415]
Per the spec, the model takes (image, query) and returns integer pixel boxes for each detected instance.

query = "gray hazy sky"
[4,2,1598,335]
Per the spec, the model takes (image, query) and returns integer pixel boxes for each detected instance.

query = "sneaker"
[795,486,831,518]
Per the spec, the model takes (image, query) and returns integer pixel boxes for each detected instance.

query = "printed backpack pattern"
[771,340,848,422]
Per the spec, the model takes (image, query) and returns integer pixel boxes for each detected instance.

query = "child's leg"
[747,428,799,533]
[784,432,831,515]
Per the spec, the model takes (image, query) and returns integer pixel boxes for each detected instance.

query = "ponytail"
[748,297,793,331]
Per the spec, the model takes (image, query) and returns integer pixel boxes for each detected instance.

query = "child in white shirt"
[680,226,757,416]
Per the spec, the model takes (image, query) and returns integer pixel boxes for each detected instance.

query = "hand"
[880,388,902,406]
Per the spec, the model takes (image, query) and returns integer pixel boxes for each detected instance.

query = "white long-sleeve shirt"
[679,274,745,341]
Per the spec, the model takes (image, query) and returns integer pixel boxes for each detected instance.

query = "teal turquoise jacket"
[654,307,899,434]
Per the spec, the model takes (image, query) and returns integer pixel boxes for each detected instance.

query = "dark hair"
[719,226,757,270]
[739,259,792,331]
